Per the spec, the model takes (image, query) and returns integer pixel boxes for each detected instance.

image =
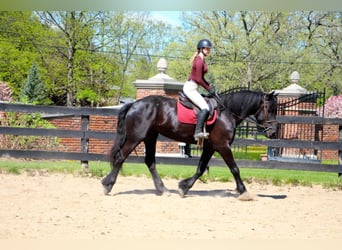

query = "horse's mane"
[218,88,265,116]
[219,88,264,103]
[218,86,249,96]
[218,86,266,96]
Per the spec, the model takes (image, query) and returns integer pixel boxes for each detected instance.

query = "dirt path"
[1,172,342,239]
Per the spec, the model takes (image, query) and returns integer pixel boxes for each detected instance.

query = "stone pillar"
[133,58,185,156]
[134,58,183,99]
[274,72,319,161]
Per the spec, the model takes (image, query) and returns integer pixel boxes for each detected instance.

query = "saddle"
[177,91,218,125]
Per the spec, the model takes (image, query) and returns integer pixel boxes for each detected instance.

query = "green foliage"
[4,112,55,129]
[181,11,342,94]
[0,11,341,107]
[0,12,43,97]
[76,88,100,106]
[0,112,59,150]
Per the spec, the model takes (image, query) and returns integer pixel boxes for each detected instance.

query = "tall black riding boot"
[194,109,209,141]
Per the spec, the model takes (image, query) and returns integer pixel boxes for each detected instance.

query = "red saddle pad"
[177,101,217,125]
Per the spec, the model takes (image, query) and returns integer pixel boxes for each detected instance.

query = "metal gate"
[187,87,327,163]
[268,90,326,162]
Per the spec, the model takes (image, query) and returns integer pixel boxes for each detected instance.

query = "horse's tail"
[109,102,134,168]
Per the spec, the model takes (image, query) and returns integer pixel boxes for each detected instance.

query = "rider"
[183,39,216,141]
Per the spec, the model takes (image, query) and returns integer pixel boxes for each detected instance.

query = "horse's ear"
[268,90,278,97]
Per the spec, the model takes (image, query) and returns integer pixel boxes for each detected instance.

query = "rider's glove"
[208,85,216,96]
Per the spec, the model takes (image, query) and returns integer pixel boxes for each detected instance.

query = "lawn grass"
[214,145,267,160]
[0,159,341,190]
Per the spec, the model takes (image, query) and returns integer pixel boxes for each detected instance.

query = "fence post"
[81,115,89,171]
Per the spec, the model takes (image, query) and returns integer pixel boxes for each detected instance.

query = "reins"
[225,94,275,132]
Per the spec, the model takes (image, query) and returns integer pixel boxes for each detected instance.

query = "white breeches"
[183,81,209,110]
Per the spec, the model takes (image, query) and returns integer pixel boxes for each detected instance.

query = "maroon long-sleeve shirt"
[188,55,210,91]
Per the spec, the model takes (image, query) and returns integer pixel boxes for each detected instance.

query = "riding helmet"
[197,39,212,49]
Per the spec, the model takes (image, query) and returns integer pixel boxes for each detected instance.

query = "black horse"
[101,90,278,199]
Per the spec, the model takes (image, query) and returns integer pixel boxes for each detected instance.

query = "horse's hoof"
[163,188,172,197]
[178,188,186,198]
[238,191,255,201]
[102,185,112,195]
[178,181,189,198]
[157,189,172,197]
[103,187,109,195]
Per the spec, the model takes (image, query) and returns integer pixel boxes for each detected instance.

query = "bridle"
[245,94,276,133]
[218,92,276,133]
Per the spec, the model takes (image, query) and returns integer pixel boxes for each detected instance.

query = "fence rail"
[1,102,341,173]
[0,102,119,116]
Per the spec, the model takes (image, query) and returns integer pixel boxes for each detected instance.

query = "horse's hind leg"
[101,144,123,195]
[178,144,214,197]
[144,133,169,196]
[101,141,138,195]
[101,163,121,195]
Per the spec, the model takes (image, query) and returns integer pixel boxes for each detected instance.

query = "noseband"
[252,95,276,132]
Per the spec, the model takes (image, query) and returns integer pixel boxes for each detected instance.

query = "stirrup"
[194,132,209,141]
[194,126,209,141]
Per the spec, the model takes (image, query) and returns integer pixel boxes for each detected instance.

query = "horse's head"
[254,91,278,139]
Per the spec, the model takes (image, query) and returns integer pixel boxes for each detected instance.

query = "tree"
[105,11,174,104]
[1,10,341,106]
[34,11,174,106]
[0,11,41,97]
[304,11,342,95]
[36,11,101,106]
[178,11,342,94]
[20,63,50,105]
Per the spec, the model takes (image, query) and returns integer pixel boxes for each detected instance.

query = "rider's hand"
[208,86,216,96]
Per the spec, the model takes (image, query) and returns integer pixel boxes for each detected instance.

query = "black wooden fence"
[0,102,341,174]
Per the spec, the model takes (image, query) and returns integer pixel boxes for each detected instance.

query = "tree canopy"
[0,11,341,106]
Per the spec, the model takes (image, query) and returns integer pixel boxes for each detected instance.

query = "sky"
[149,11,183,27]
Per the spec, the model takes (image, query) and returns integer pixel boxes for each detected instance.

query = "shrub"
[0,112,59,151]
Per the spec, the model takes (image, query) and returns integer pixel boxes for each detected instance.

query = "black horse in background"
[101,90,278,199]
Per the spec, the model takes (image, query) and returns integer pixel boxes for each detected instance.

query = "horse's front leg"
[178,145,214,197]
[217,144,256,200]
[219,145,246,194]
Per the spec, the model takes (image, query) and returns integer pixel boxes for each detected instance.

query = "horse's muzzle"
[264,128,277,139]
[264,124,277,139]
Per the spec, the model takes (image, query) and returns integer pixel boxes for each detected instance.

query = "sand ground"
[1,172,342,239]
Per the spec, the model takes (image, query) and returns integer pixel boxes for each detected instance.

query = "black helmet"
[197,39,212,49]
